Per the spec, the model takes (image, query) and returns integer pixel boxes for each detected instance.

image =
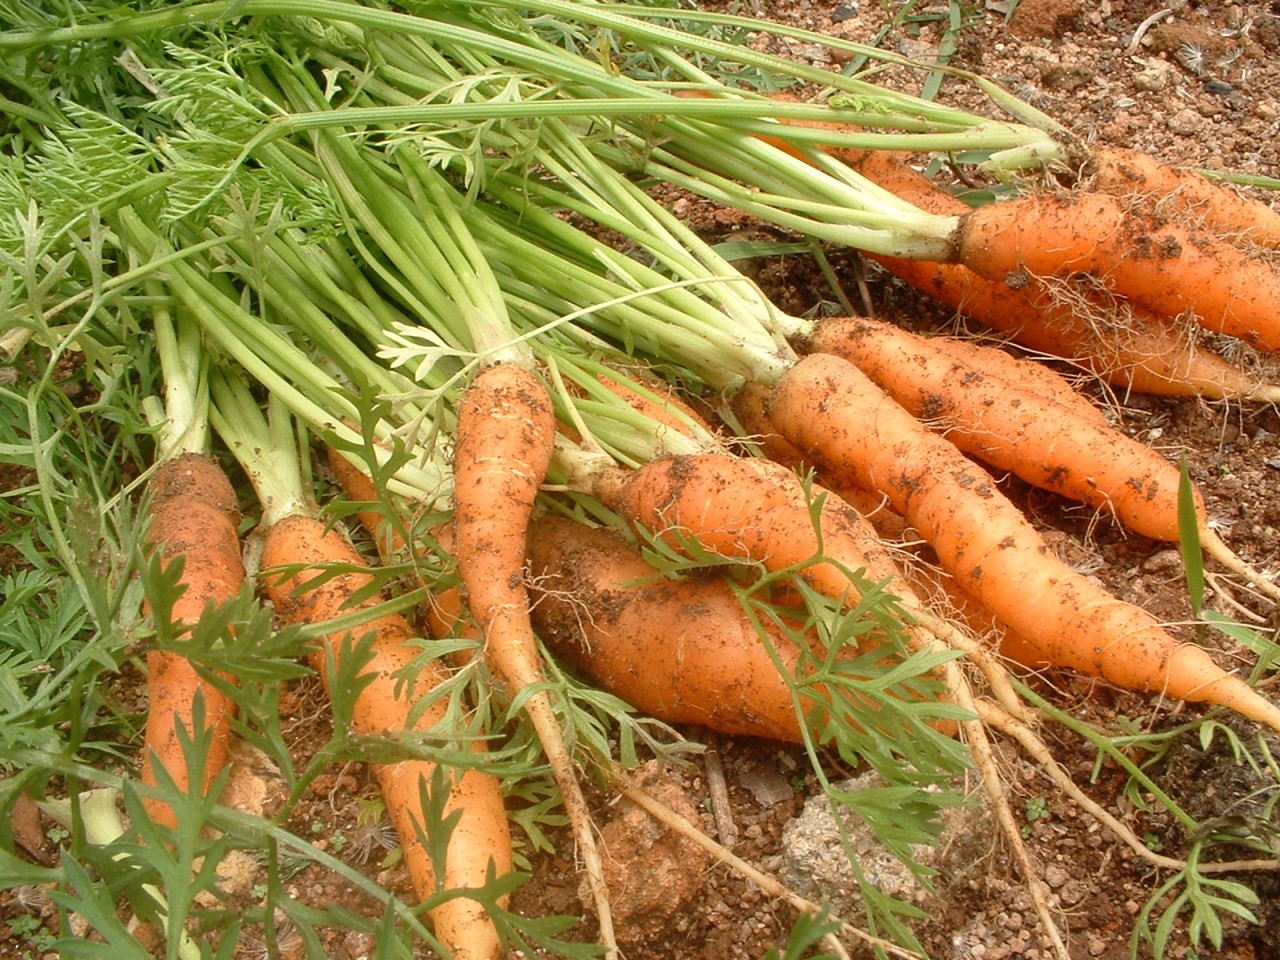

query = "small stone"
[1167,107,1207,135]
[1132,58,1175,92]
[340,931,377,960]
[1141,549,1182,575]
[1043,863,1069,888]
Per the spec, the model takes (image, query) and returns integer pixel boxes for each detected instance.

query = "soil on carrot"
[4,4,1280,960]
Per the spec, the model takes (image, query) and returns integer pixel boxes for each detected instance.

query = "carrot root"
[955,192,1280,353]
[262,513,512,960]
[140,452,245,830]
[766,351,1280,735]
[452,363,617,956]
[1088,146,1280,251]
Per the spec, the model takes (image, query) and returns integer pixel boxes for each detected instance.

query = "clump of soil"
[581,761,712,947]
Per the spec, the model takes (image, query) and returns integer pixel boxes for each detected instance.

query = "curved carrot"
[755,118,1280,400]
[452,362,557,696]
[1088,146,1280,251]
[805,314,1109,429]
[261,513,512,960]
[140,452,244,830]
[526,515,952,743]
[452,362,616,952]
[807,316,1187,536]
[805,318,1280,598]
[730,379,907,541]
[327,445,479,666]
[954,191,1280,352]
[766,350,1280,732]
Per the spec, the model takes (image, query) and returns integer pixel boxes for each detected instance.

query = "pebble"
[1168,106,1207,134]
[1132,58,1175,91]
[341,931,376,960]
[1141,548,1183,574]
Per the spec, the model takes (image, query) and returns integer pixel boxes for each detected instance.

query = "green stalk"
[0,0,1062,251]
[116,208,449,500]
[208,369,311,530]
[146,283,209,458]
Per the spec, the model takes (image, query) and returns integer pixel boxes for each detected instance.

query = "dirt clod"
[580,761,712,946]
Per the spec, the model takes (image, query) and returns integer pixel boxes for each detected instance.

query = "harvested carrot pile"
[2,4,1279,960]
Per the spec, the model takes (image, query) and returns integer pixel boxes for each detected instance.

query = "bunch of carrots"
[5,3,1280,959]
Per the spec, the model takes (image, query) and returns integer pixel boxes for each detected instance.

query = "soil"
[3,3,1280,960]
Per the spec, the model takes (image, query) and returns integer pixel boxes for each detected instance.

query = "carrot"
[525,515,952,743]
[212,367,511,960]
[261,513,512,960]
[952,190,1280,353]
[765,350,1280,733]
[451,361,617,953]
[806,315,1280,601]
[806,315,1176,532]
[808,313,1109,426]
[593,367,716,439]
[327,445,480,666]
[749,118,1280,400]
[583,450,908,608]
[139,452,244,830]
[730,379,908,541]
[526,515,807,742]
[897,556,1050,674]
[1088,146,1280,251]
[556,364,717,451]
[326,445,412,565]
[844,152,1280,401]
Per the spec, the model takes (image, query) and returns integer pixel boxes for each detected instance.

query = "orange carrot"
[139,452,244,830]
[526,516,807,742]
[326,446,412,565]
[730,379,907,541]
[765,350,1280,732]
[806,315,1280,600]
[326,445,479,664]
[750,116,1280,399]
[451,362,557,699]
[759,107,1280,353]
[847,152,1280,400]
[585,451,908,609]
[806,315,1181,537]
[953,191,1280,353]
[1088,146,1280,251]
[593,367,716,438]
[526,516,951,743]
[451,361,616,952]
[557,365,717,450]
[560,445,1017,727]
[897,556,1048,674]
[808,313,1108,426]
[261,513,512,960]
